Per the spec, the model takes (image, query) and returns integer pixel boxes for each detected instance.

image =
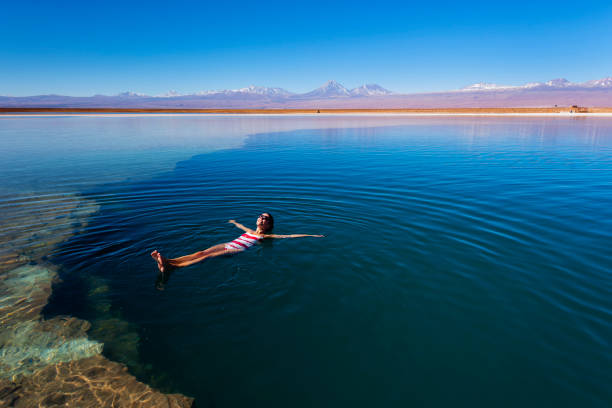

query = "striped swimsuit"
[224,232,262,251]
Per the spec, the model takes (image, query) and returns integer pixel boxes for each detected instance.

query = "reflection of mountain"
[1,77,611,108]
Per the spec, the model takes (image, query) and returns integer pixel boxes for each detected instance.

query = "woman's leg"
[168,248,234,268]
[167,243,226,263]
[151,244,239,272]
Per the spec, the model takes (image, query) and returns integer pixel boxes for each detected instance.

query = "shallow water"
[1,115,611,407]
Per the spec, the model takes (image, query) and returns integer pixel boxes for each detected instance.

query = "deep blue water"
[2,115,611,407]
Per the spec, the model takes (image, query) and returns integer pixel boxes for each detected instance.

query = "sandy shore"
[1,107,612,117]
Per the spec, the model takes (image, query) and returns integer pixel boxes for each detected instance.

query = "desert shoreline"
[2,106,612,117]
[4,113,612,118]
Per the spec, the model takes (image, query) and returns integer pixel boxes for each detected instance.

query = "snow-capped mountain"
[350,84,392,96]
[116,91,149,97]
[2,76,611,108]
[545,78,571,88]
[233,85,293,96]
[462,77,612,91]
[299,81,392,97]
[156,86,293,98]
[302,80,351,98]
[135,81,391,99]
[584,77,612,88]
[190,85,292,97]
[158,90,182,97]
[461,83,517,91]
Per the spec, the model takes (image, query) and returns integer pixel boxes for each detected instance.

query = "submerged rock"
[89,318,141,372]
[0,265,195,406]
[0,193,99,274]
[0,355,194,407]
[0,264,56,327]
[0,318,102,380]
[0,202,196,405]
[0,265,102,380]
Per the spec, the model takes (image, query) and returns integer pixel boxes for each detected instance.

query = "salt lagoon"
[1,115,611,407]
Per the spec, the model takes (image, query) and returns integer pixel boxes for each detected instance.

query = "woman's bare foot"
[150,250,169,273]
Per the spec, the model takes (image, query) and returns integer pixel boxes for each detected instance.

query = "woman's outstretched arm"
[263,234,324,238]
[228,219,255,233]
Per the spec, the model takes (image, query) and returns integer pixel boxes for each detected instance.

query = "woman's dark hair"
[262,212,274,232]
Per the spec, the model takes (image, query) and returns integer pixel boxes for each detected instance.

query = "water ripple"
[3,117,612,407]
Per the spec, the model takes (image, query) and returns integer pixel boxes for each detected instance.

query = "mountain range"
[460,77,612,91]
[1,78,611,108]
[155,81,393,99]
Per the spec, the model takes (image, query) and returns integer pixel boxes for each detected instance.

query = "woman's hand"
[228,219,236,224]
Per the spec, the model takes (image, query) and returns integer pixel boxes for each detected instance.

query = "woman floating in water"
[151,212,323,273]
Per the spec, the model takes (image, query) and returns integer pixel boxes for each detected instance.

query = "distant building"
[570,105,588,113]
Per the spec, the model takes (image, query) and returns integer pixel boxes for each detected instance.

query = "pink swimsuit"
[224,232,262,251]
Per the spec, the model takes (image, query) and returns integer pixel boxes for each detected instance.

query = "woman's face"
[257,213,272,230]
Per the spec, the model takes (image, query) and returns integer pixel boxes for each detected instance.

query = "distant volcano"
[350,84,393,96]
[300,80,352,98]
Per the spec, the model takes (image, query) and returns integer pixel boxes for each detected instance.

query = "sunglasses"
[259,214,271,220]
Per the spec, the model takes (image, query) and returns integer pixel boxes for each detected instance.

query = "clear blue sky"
[1,0,611,96]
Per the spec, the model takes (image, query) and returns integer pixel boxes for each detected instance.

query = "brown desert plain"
[1,106,612,114]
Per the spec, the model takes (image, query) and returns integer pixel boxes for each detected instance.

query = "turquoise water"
[1,115,611,407]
